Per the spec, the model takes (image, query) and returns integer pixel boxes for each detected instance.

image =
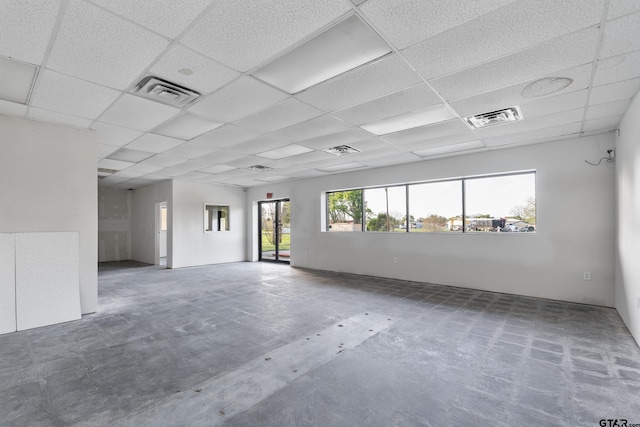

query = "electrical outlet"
[583,272,591,281]
[393,257,398,264]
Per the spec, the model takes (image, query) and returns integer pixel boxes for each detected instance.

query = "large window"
[325,171,536,233]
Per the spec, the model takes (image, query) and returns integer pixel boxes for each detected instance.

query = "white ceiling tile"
[99,94,181,131]
[333,84,442,126]
[402,0,602,80]
[283,168,328,179]
[229,137,290,155]
[400,133,482,152]
[337,146,404,163]
[267,151,335,168]
[594,50,640,87]
[140,154,191,168]
[28,108,92,128]
[0,0,62,64]
[449,64,592,117]
[107,148,154,162]
[200,165,236,175]
[170,157,215,172]
[600,13,640,58]
[47,0,169,90]
[98,158,135,171]
[90,0,212,39]
[190,124,260,148]
[586,99,631,120]
[429,27,600,101]
[180,0,352,72]
[268,115,349,142]
[582,115,623,132]
[152,113,222,140]
[256,144,313,160]
[174,171,211,181]
[112,169,146,180]
[209,168,256,180]
[97,143,119,159]
[0,99,28,116]
[193,150,246,165]
[125,133,185,154]
[475,108,584,139]
[381,119,471,145]
[188,77,289,123]
[341,137,394,152]
[31,70,120,119]
[520,90,589,119]
[118,163,164,175]
[361,0,515,50]
[234,98,323,133]
[255,175,292,183]
[297,55,422,112]
[91,122,145,147]
[297,128,375,150]
[150,44,240,95]
[154,167,190,178]
[608,0,640,19]
[589,78,640,104]
[162,142,218,159]
[360,152,421,167]
[223,156,272,169]
[483,123,582,147]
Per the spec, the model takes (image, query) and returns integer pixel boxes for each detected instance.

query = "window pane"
[409,181,462,232]
[204,204,230,232]
[327,190,363,232]
[365,186,407,232]
[465,173,536,232]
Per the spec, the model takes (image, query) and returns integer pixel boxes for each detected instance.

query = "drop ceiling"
[0,0,638,189]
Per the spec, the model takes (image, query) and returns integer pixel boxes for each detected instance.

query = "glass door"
[259,199,290,262]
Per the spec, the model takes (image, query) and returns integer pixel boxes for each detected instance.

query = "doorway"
[155,201,167,267]
[259,199,290,262]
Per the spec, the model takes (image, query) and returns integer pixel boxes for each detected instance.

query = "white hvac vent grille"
[465,106,522,129]
[132,76,200,107]
[248,165,273,172]
[323,145,360,156]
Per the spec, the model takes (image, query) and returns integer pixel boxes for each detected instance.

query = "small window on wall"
[364,186,407,232]
[204,204,229,232]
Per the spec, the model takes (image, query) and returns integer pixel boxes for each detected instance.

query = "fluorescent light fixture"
[257,144,313,160]
[153,113,223,140]
[360,105,456,135]
[257,175,290,182]
[0,56,38,104]
[252,15,392,94]
[317,162,365,172]
[412,140,485,158]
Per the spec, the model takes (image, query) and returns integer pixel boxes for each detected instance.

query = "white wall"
[616,91,640,345]
[247,135,616,306]
[0,115,97,314]
[171,181,246,268]
[131,180,172,266]
[98,188,131,262]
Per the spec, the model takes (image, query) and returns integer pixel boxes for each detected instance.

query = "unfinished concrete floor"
[1,261,639,426]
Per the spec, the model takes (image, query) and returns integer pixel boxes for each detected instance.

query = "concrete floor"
[1,261,639,426]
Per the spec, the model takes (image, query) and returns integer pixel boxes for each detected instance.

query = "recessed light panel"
[317,162,364,172]
[0,56,37,104]
[252,15,392,94]
[360,105,456,135]
[256,144,313,160]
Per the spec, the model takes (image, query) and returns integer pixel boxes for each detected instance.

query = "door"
[259,199,290,262]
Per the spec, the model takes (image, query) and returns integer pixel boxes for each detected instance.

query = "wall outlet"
[393,257,398,264]
[583,272,591,281]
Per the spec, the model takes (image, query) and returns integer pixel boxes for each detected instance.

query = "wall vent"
[131,75,200,107]
[323,145,360,156]
[465,106,522,129]
[248,165,273,172]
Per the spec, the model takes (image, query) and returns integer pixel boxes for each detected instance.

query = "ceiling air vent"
[132,76,200,107]
[248,165,273,172]
[323,145,360,156]
[98,168,118,174]
[465,106,522,129]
